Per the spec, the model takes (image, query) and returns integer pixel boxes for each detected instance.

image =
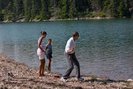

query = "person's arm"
[38,37,45,52]
[45,44,48,50]
[67,49,74,53]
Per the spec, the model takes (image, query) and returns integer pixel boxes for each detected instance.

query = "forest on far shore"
[0,0,133,22]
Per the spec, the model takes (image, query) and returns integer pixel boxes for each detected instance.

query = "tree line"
[0,0,133,22]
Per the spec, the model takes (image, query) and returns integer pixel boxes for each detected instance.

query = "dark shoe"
[76,77,84,81]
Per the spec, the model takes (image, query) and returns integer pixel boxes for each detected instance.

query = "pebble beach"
[0,53,133,89]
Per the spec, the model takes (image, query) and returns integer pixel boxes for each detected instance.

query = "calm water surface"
[0,19,133,80]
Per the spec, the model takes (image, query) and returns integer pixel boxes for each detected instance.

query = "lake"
[0,19,133,80]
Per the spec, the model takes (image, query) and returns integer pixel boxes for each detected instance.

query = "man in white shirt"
[61,32,84,82]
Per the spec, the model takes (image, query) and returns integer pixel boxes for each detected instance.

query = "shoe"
[44,71,48,74]
[45,71,51,75]
[76,77,84,81]
[60,77,67,82]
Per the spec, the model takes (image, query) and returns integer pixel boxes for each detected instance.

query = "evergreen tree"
[5,1,15,21]
[98,0,104,10]
[40,0,45,20]
[118,0,125,17]
[110,0,119,17]
[0,0,132,22]
[13,0,24,20]
[0,8,4,21]
[40,0,50,20]
[24,0,31,21]
[69,0,76,18]
[31,0,35,20]
[0,0,3,21]
[125,0,131,17]
[13,0,19,16]
[34,0,41,20]
[60,0,68,18]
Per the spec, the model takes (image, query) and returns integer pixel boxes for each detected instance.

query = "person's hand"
[67,48,74,54]
[72,48,74,51]
[44,51,46,54]
[41,49,45,53]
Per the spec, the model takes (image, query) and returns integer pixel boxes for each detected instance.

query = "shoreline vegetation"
[0,0,133,23]
[0,53,133,89]
[0,16,124,23]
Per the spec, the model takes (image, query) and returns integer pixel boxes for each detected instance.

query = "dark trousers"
[63,53,80,79]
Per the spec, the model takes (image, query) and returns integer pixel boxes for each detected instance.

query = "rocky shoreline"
[0,17,116,23]
[0,53,133,89]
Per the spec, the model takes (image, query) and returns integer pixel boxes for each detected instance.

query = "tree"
[24,0,31,21]
[31,0,35,20]
[13,0,24,20]
[60,0,68,18]
[118,0,126,17]
[0,0,133,22]
[0,8,4,21]
[124,0,131,18]
[40,0,50,20]
[69,0,77,18]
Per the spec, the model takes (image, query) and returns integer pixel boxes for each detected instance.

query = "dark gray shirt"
[46,44,52,54]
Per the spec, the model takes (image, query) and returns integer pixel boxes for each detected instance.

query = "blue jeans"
[63,52,80,79]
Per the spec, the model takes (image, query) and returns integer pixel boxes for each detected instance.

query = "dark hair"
[48,39,52,41]
[41,31,47,35]
[72,32,79,37]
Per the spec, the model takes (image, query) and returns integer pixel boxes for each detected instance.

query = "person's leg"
[63,54,74,79]
[39,60,42,76]
[72,54,80,79]
[48,58,51,72]
[41,59,45,76]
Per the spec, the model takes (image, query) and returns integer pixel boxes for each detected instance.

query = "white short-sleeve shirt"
[65,37,76,54]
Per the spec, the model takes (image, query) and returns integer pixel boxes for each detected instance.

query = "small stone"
[127,79,133,82]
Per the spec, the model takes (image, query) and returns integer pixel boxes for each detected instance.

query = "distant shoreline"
[1,16,132,23]
[0,16,122,23]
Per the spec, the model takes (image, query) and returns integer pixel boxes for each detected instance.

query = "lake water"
[0,19,133,80]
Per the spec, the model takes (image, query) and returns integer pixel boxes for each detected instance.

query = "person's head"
[48,39,52,44]
[41,31,47,38]
[72,32,79,41]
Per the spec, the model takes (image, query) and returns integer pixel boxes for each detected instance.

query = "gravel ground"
[0,54,133,89]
